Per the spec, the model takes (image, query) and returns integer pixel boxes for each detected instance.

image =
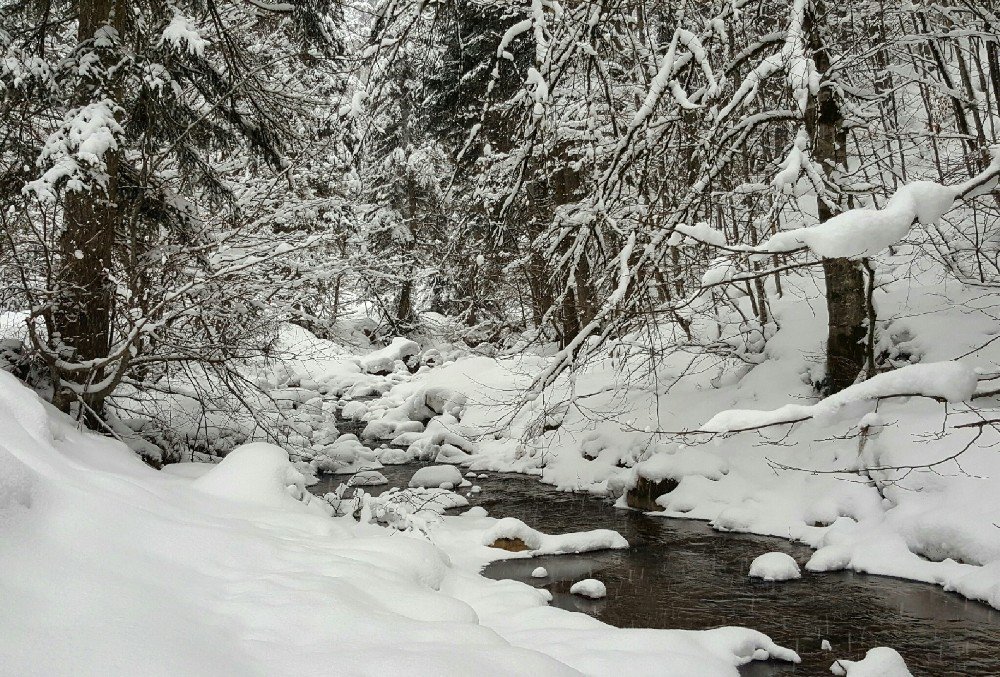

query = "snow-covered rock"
[310,438,382,475]
[409,465,464,489]
[193,442,308,510]
[346,470,388,487]
[482,517,628,555]
[570,579,607,599]
[638,449,730,482]
[377,447,411,465]
[531,566,548,578]
[360,337,420,374]
[830,647,912,676]
[749,552,801,582]
[373,486,469,515]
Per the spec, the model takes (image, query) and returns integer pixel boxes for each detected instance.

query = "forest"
[1,0,999,675]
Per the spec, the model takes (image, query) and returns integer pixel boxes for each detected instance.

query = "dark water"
[311,463,1000,675]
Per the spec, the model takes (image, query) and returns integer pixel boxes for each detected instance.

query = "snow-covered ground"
[8,252,995,673]
[324,260,1000,614]
[0,370,800,675]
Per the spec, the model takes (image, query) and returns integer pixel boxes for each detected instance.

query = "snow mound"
[193,443,305,509]
[409,465,464,489]
[749,552,801,582]
[570,578,607,599]
[830,647,912,676]
[378,447,411,465]
[161,462,215,479]
[482,517,628,555]
[531,566,548,578]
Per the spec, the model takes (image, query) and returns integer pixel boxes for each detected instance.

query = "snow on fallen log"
[701,361,978,434]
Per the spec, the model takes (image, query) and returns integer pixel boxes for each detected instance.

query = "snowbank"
[0,370,798,676]
[193,442,312,510]
[365,266,1000,614]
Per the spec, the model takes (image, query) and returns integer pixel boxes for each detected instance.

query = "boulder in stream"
[625,475,678,511]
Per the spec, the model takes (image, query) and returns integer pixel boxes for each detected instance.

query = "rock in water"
[570,579,607,599]
[748,552,801,581]
[625,476,677,511]
[489,537,530,552]
[408,465,463,488]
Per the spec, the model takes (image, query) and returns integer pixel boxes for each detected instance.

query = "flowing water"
[311,463,1000,675]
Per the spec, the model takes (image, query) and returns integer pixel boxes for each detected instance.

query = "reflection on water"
[311,464,1000,675]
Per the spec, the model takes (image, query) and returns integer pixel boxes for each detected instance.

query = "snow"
[702,361,977,433]
[637,449,729,482]
[821,639,832,651]
[340,260,1000,617]
[161,12,209,56]
[531,566,548,578]
[570,578,607,599]
[193,442,312,510]
[830,647,912,676]
[26,100,123,200]
[310,437,383,475]
[748,552,801,582]
[347,469,388,486]
[359,337,419,374]
[0,370,799,676]
[481,517,629,555]
[673,222,729,247]
[409,464,464,489]
[759,181,958,259]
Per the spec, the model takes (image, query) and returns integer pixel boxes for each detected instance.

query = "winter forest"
[2,0,1000,674]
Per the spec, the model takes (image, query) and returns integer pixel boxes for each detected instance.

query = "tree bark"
[51,0,124,420]
[805,0,867,393]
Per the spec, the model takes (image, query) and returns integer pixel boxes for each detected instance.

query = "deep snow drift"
[0,371,799,675]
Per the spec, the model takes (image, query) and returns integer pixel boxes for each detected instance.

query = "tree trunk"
[51,0,123,420]
[395,279,414,327]
[805,0,867,393]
